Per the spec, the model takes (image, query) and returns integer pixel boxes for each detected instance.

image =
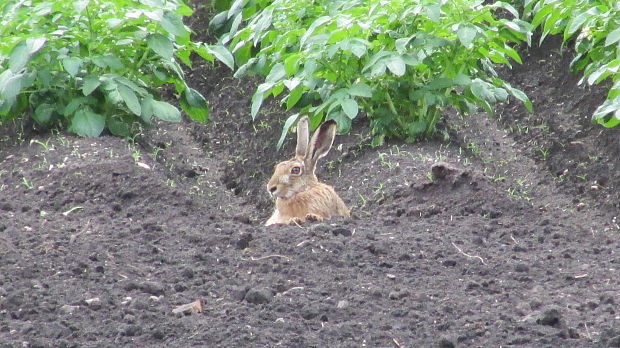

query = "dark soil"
[2,5,620,348]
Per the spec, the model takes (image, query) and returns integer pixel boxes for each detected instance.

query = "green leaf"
[33,103,55,124]
[386,55,406,76]
[457,25,477,49]
[71,109,105,137]
[9,42,29,72]
[605,27,620,47]
[106,118,132,137]
[251,83,273,119]
[341,98,359,119]
[251,91,264,119]
[564,10,591,40]
[470,79,494,102]
[286,86,304,110]
[348,83,372,98]
[62,96,96,116]
[161,11,188,39]
[82,75,101,96]
[118,84,141,116]
[141,97,154,123]
[277,114,299,149]
[62,57,82,77]
[300,16,331,47]
[151,100,181,122]
[0,70,23,100]
[284,54,300,76]
[93,55,124,70]
[592,97,620,127]
[205,44,235,70]
[9,37,46,72]
[228,0,247,19]
[147,34,173,60]
[266,63,286,83]
[425,4,441,22]
[180,98,209,123]
[184,88,208,109]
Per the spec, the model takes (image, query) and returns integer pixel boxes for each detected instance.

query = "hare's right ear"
[306,119,337,166]
[295,116,310,158]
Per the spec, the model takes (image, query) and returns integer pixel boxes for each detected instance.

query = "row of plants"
[212,0,534,146]
[213,0,620,145]
[0,0,231,137]
[1,0,619,141]
[524,0,620,128]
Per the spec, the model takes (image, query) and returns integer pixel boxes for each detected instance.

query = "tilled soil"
[1,6,620,348]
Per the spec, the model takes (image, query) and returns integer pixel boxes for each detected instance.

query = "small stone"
[301,308,319,320]
[537,308,562,327]
[443,260,457,267]
[123,314,136,323]
[121,324,142,337]
[84,297,101,310]
[309,223,330,234]
[172,299,203,316]
[336,300,349,309]
[388,289,409,300]
[236,233,253,250]
[244,288,272,304]
[332,228,352,237]
[515,263,530,272]
[152,329,165,340]
[437,337,455,348]
[59,304,80,314]
[140,281,165,296]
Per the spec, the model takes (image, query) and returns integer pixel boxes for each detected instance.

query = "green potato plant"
[526,0,620,128]
[214,0,533,146]
[0,0,229,137]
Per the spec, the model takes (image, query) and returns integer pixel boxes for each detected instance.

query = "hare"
[265,116,350,226]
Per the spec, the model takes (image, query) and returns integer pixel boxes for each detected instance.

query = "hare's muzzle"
[268,185,277,197]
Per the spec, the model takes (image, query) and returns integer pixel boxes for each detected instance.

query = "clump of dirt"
[1,4,619,348]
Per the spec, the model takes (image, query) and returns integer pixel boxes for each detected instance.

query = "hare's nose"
[268,186,277,194]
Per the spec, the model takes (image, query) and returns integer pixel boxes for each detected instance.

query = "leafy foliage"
[214,0,533,146]
[0,0,221,137]
[525,0,620,127]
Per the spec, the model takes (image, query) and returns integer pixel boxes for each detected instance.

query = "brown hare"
[265,116,350,226]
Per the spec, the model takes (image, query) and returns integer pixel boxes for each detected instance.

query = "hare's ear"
[307,119,337,166]
[295,116,309,158]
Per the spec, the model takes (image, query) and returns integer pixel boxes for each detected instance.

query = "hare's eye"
[291,166,302,175]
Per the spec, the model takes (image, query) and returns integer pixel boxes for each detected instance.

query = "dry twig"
[69,219,92,243]
[249,254,291,261]
[451,242,486,264]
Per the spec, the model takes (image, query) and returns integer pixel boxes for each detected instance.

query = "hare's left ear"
[306,119,337,167]
[295,116,310,158]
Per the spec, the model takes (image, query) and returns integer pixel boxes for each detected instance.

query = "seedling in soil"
[539,148,550,160]
[62,206,83,216]
[467,141,481,155]
[493,174,507,182]
[30,139,53,152]
[151,146,165,161]
[21,177,33,189]
[378,153,397,169]
[576,174,588,181]
[357,193,368,210]
[131,149,142,162]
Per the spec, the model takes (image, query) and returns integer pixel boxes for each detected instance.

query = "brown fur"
[265,117,350,226]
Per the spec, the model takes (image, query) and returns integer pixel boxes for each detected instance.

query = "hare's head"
[267,116,337,200]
